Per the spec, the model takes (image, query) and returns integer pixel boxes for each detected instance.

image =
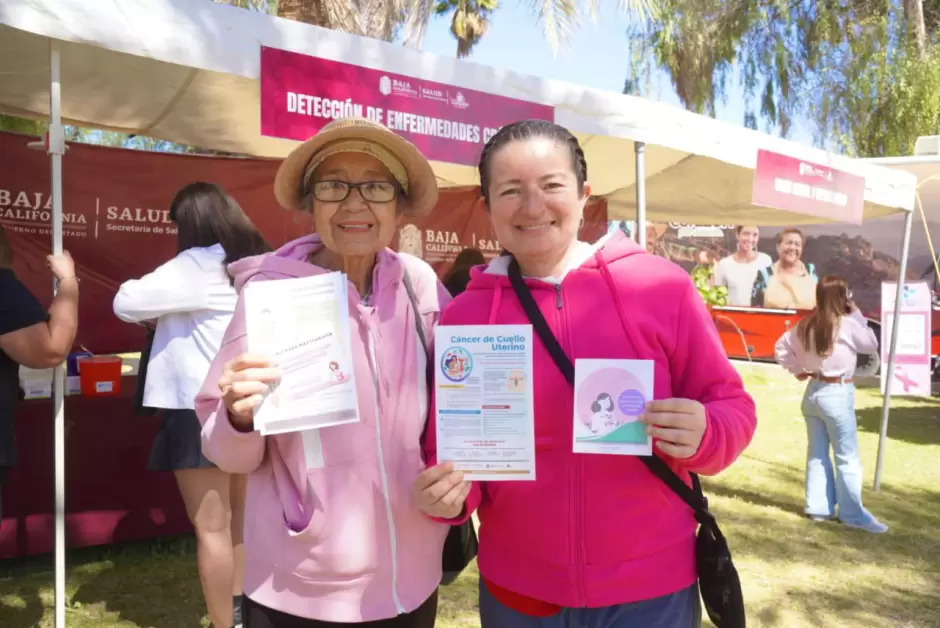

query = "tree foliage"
[0,115,45,137]
[425,0,660,57]
[627,0,940,157]
[223,0,661,61]
[432,0,498,58]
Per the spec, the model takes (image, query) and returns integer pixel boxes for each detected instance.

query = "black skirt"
[147,408,216,471]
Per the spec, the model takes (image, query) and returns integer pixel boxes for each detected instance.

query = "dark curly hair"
[477,120,588,207]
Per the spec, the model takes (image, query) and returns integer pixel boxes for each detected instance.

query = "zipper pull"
[555,284,562,309]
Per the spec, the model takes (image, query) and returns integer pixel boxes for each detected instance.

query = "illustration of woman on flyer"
[587,392,616,433]
[329,360,347,382]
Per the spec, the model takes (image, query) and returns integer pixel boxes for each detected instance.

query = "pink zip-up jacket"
[423,232,757,608]
[194,234,451,623]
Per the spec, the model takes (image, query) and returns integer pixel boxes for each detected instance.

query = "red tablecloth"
[0,377,191,559]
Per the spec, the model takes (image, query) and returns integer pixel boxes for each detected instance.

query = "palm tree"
[407,0,661,57]
[219,0,409,40]
[221,0,661,59]
[429,0,497,58]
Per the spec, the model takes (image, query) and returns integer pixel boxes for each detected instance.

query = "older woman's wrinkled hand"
[639,398,707,459]
[218,354,281,431]
[413,462,471,520]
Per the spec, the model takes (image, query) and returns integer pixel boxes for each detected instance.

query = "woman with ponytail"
[775,275,887,533]
[413,120,757,627]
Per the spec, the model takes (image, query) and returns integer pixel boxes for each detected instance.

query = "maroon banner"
[260,46,555,166]
[752,149,865,225]
[0,132,607,356]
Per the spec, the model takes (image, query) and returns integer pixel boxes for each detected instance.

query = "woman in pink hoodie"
[194,118,451,628]
[413,120,758,627]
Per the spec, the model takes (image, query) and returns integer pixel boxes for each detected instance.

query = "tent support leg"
[48,40,67,628]
[635,142,646,249]
[873,208,914,491]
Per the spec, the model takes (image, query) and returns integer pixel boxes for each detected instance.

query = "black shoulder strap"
[507,257,713,525]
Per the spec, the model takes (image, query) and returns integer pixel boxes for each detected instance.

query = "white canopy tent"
[0,0,918,226]
[865,146,940,491]
[0,1,920,626]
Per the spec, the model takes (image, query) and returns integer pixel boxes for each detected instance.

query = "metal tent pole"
[635,142,647,249]
[48,40,67,628]
[873,208,915,491]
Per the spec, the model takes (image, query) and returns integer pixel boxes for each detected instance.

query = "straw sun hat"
[273,117,439,217]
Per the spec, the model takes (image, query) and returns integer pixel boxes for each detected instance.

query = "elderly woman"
[194,118,451,628]
[414,120,757,627]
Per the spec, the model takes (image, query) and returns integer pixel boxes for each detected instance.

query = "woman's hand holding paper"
[639,398,707,459]
[413,462,472,520]
[218,354,281,432]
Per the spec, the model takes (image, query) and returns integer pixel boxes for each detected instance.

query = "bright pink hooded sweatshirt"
[194,235,451,623]
[423,232,757,609]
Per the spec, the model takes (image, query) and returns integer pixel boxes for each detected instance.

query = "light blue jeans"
[801,380,876,526]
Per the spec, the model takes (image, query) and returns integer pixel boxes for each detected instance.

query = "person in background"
[774,275,887,534]
[194,117,451,628]
[713,225,772,306]
[113,183,270,628]
[0,227,79,523]
[752,228,818,309]
[413,120,757,627]
[442,247,485,296]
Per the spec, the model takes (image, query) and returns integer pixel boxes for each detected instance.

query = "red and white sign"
[260,46,555,167]
[752,149,865,225]
[880,281,932,397]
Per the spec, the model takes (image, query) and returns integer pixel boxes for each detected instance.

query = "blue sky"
[415,3,815,145]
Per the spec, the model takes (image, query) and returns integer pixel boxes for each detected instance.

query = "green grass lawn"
[2,364,939,627]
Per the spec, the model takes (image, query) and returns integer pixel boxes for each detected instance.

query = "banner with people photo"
[627,217,929,321]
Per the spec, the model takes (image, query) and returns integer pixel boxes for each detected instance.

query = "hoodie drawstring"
[488,282,503,324]
[597,252,644,355]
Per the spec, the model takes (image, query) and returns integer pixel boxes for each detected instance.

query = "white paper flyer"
[434,324,536,481]
[243,272,360,435]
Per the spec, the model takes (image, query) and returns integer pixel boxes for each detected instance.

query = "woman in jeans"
[775,275,887,533]
[414,120,757,627]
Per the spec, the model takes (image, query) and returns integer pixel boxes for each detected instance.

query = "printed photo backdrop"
[612,218,927,319]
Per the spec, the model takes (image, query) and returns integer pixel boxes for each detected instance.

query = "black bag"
[132,325,159,417]
[402,268,479,587]
[507,257,745,628]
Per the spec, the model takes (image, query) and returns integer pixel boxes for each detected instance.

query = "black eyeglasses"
[308,180,397,203]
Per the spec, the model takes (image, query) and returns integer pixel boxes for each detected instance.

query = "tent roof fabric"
[0,0,918,225]
[865,157,940,215]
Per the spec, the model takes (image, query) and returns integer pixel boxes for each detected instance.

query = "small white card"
[572,359,654,456]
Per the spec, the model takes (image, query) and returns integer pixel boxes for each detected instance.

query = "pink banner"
[880,281,933,397]
[752,149,865,225]
[260,46,554,166]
